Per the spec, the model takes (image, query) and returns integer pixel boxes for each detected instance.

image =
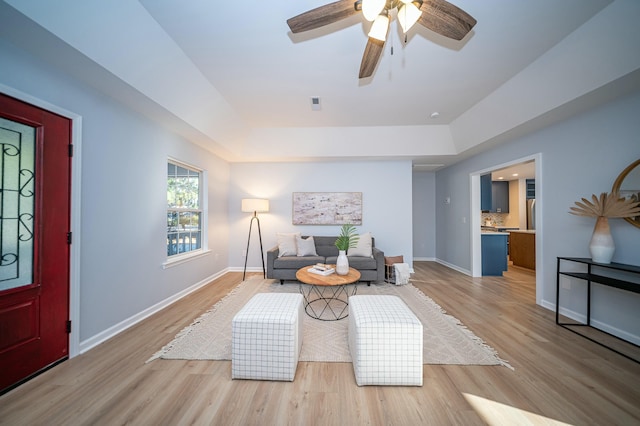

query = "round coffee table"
[296,266,361,321]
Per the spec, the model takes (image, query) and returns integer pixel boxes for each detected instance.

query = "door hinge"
[69,144,74,157]
[67,232,72,244]
[66,320,72,334]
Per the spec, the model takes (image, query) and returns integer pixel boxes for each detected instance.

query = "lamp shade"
[241,198,269,213]
[362,0,385,22]
[398,2,422,33]
[368,13,390,41]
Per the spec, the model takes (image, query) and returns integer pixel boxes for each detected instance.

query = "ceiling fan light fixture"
[398,2,422,33]
[286,0,475,79]
[362,0,386,21]
[368,13,390,41]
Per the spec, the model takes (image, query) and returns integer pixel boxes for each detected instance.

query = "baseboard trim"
[434,258,472,276]
[79,268,229,354]
[590,320,640,346]
[228,266,264,273]
[540,299,556,313]
[543,302,640,346]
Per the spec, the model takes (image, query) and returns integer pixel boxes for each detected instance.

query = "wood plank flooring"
[1,262,639,425]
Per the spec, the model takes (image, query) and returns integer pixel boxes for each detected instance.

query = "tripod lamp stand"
[241,198,269,281]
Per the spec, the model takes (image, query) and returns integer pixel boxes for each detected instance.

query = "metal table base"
[299,283,358,321]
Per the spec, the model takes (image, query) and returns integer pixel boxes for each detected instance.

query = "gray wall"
[412,171,436,260]
[0,39,231,346]
[2,28,638,351]
[229,161,414,270]
[435,89,640,343]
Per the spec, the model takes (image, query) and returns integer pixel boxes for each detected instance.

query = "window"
[167,160,203,257]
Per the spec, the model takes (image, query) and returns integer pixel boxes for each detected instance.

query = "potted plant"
[570,192,640,263]
[334,224,359,275]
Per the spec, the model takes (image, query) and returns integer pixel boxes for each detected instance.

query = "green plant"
[335,224,359,251]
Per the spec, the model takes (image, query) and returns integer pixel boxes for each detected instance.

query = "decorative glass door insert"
[0,117,35,291]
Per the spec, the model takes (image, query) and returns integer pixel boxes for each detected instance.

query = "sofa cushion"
[277,232,300,257]
[274,256,324,270]
[312,235,377,258]
[296,236,318,256]
[313,236,339,258]
[325,256,377,270]
[348,232,373,257]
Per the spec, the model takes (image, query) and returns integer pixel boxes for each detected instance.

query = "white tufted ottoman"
[348,295,423,386]
[232,293,304,381]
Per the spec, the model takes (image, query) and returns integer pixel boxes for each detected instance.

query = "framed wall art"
[292,192,362,225]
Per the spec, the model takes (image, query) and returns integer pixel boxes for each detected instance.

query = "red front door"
[0,93,71,393]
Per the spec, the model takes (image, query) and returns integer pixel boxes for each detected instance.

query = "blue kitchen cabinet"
[482,233,508,276]
[492,181,509,213]
[481,174,492,211]
[481,175,509,213]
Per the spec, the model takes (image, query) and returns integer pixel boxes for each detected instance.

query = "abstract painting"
[292,192,362,225]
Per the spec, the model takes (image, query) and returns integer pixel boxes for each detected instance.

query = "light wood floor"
[1,262,639,425]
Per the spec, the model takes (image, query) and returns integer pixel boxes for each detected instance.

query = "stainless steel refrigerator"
[527,199,536,230]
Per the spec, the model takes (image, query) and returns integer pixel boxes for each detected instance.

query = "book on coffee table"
[313,263,332,271]
[308,266,335,276]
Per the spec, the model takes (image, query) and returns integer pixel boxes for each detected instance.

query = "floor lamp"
[242,198,269,281]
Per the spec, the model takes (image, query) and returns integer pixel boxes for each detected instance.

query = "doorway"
[0,93,72,393]
[471,154,543,305]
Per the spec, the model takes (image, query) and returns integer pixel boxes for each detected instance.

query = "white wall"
[0,39,231,346]
[436,89,640,343]
[229,161,414,270]
[412,172,436,260]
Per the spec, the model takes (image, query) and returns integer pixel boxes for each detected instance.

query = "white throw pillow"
[277,232,300,257]
[348,232,373,257]
[296,236,318,256]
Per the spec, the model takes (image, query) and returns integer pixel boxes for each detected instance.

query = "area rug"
[148,277,511,368]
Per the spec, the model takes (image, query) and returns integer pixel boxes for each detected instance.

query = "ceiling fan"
[287,0,476,79]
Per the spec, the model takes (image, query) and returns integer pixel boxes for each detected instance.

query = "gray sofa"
[267,236,384,284]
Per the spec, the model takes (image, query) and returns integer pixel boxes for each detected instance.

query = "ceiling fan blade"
[418,0,477,41]
[359,37,385,79]
[287,0,360,33]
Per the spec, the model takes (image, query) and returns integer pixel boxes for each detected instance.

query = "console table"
[556,257,640,362]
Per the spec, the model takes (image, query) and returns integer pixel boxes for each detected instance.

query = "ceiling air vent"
[311,97,321,111]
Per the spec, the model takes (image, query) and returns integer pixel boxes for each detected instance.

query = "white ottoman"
[232,293,304,381]
[348,295,423,386]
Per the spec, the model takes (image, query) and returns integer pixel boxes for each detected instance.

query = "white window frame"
[163,158,209,268]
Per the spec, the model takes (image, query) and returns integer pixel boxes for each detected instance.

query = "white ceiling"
[491,161,535,181]
[138,0,606,127]
[2,0,639,168]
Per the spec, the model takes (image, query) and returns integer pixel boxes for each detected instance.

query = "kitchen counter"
[509,229,536,234]
[509,230,536,269]
[482,225,520,232]
[481,231,510,235]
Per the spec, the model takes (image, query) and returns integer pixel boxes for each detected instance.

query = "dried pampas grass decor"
[569,192,640,264]
[570,192,640,218]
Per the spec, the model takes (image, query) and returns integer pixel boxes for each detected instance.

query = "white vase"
[336,250,349,275]
[589,216,615,264]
